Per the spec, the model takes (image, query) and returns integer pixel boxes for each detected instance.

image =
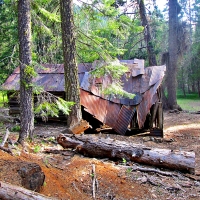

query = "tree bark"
[57,134,195,174]
[0,181,54,200]
[138,0,157,66]
[60,0,82,128]
[18,0,34,143]
[167,0,181,109]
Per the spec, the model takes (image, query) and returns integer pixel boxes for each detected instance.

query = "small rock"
[138,176,147,183]
[152,193,157,199]
[194,181,200,187]
[180,181,193,188]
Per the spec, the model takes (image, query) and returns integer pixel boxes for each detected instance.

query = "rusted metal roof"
[2,60,166,134]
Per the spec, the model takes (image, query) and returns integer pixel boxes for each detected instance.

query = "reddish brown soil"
[0,111,200,200]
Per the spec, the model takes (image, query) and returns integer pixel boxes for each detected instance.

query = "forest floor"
[0,109,200,200]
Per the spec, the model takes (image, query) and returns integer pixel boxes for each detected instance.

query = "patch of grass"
[0,122,4,127]
[11,125,21,132]
[0,91,8,107]
[126,168,132,174]
[33,145,41,153]
[47,136,55,142]
[177,90,200,111]
[122,158,127,165]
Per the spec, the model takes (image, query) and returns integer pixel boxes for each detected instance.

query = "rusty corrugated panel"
[13,67,20,73]
[139,66,166,94]
[104,101,121,127]
[119,94,143,106]
[78,63,92,73]
[149,65,166,86]
[78,73,85,85]
[113,105,136,135]
[137,78,163,128]
[2,73,20,90]
[35,64,64,74]
[2,61,166,131]
[80,70,143,106]
[34,74,64,91]
[80,89,107,123]
[2,73,19,90]
[121,59,144,77]
[80,72,93,92]
[140,68,152,94]
[121,74,143,99]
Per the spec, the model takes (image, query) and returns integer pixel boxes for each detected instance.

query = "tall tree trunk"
[60,0,82,127]
[167,0,181,109]
[18,0,34,143]
[138,0,157,66]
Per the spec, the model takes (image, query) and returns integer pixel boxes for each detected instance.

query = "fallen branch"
[72,182,82,194]
[0,146,13,155]
[129,165,177,177]
[92,164,97,199]
[146,177,185,192]
[1,127,10,147]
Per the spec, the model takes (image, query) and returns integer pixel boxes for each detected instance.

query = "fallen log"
[57,134,195,174]
[0,181,54,200]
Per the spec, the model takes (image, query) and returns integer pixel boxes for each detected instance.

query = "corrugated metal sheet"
[104,101,121,126]
[2,60,166,132]
[137,78,163,128]
[80,90,107,123]
[113,106,136,135]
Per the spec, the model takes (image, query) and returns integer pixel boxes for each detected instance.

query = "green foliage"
[56,97,75,115]
[103,82,135,99]
[34,91,75,121]
[11,125,20,132]
[122,158,127,164]
[0,122,4,127]
[91,60,135,99]
[33,145,41,153]
[47,136,55,142]
[24,65,37,78]
[91,60,128,79]
[0,0,19,84]
[0,91,8,107]
[32,2,60,23]
[34,102,60,119]
[126,168,132,174]
[74,1,133,62]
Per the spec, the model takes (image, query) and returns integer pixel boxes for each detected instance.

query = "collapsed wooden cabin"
[2,59,166,135]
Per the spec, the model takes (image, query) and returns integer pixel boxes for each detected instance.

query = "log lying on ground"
[57,134,195,174]
[0,181,54,200]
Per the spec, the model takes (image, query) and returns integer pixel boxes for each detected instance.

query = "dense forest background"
[0,0,200,106]
[0,0,200,94]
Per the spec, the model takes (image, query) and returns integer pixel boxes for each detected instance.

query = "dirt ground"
[0,110,200,200]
